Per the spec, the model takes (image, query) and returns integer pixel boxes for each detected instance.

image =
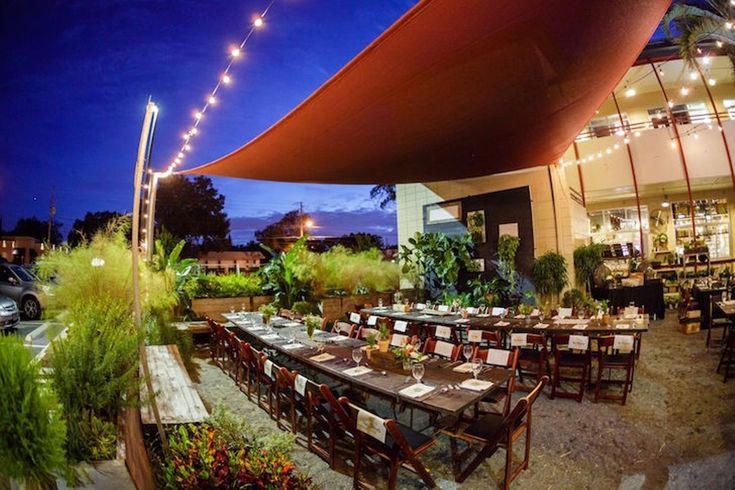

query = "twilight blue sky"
[0,0,418,244]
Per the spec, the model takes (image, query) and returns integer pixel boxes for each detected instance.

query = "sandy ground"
[191,312,735,489]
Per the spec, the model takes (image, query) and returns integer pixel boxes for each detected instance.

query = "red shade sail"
[184,0,670,184]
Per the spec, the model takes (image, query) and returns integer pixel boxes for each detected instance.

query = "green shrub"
[561,288,587,310]
[573,243,606,292]
[0,336,67,487]
[186,273,263,299]
[49,299,142,463]
[292,301,319,315]
[532,251,568,303]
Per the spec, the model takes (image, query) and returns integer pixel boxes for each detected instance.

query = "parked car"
[0,263,44,320]
[0,295,20,333]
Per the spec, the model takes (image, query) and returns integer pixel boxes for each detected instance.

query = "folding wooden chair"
[338,398,437,489]
[206,317,225,366]
[594,335,635,405]
[472,347,519,417]
[256,353,278,418]
[332,321,357,337]
[274,367,309,434]
[707,298,732,350]
[551,334,591,402]
[428,324,461,344]
[355,326,380,341]
[443,376,548,487]
[224,329,240,380]
[237,341,257,400]
[423,337,461,361]
[717,327,735,383]
[466,329,503,348]
[511,333,549,392]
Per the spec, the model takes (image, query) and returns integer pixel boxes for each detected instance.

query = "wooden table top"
[360,307,650,334]
[716,301,735,317]
[223,313,512,417]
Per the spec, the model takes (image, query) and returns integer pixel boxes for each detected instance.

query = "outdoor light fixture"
[689,71,698,80]
[662,194,670,208]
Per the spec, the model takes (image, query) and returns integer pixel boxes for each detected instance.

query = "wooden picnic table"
[223,313,513,419]
[360,307,650,335]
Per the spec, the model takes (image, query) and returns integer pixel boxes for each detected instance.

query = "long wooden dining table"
[360,306,650,335]
[222,312,513,419]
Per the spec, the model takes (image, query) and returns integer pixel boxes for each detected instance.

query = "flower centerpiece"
[258,303,277,325]
[303,314,321,340]
[391,340,427,370]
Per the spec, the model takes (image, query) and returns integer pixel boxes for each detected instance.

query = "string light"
[157,0,277,176]
[680,86,689,96]
[709,78,717,86]
[717,41,724,48]
[625,87,636,97]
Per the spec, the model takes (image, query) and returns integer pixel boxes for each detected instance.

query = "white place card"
[486,348,510,366]
[510,333,528,347]
[390,333,409,346]
[572,323,588,330]
[415,303,426,310]
[533,323,548,329]
[399,383,435,399]
[467,330,483,342]
[438,305,450,312]
[435,326,452,339]
[264,359,274,378]
[494,321,510,327]
[394,320,408,332]
[356,408,386,443]
[343,366,373,377]
[558,308,573,319]
[491,307,507,316]
[350,312,361,324]
[282,343,305,350]
[295,374,308,396]
[568,335,589,351]
[614,335,634,352]
[460,379,494,391]
[367,315,378,326]
[615,323,631,330]
[434,341,455,358]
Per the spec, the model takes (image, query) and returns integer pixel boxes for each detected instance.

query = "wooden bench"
[140,345,208,425]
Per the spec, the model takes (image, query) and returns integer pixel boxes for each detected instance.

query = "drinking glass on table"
[352,347,363,368]
[230,306,235,315]
[471,357,483,380]
[412,362,425,384]
[378,297,384,308]
[463,344,474,363]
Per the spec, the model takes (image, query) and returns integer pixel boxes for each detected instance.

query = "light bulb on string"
[680,86,689,96]
[717,40,724,48]
[177,152,184,158]
[208,95,216,104]
[703,56,711,65]
[184,144,191,151]
[222,74,231,84]
[191,127,199,135]
[254,17,264,27]
[231,47,241,57]
[709,78,716,86]
[625,87,636,97]
[689,71,698,80]
[195,112,202,120]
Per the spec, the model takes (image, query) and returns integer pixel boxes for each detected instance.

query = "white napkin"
[399,383,435,399]
[350,312,361,324]
[367,315,378,326]
[510,333,527,347]
[467,330,483,342]
[309,353,335,362]
[533,323,548,329]
[572,323,588,330]
[327,335,350,342]
[281,343,305,350]
[284,321,301,327]
[460,379,494,391]
[453,362,474,373]
[394,320,408,332]
[262,334,281,341]
[343,366,373,377]
[494,321,510,327]
[615,323,631,330]
[295,374,308,396]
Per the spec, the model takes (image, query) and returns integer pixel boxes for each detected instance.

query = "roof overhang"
[184,0,670,184]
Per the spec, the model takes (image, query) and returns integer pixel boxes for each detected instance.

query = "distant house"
[198,250,265,274]
[0,236,45,265]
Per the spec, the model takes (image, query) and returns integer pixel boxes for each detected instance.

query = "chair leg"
[594,363,603,403]
[387,456,400,490]
[550,364,558,399]
[503,437,514,490]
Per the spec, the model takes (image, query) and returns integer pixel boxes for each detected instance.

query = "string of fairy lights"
[561,5,735,168]
[157,0,276,179]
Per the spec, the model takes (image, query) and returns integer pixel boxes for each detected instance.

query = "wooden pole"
[131,100,169,455]
[611,92,645,259]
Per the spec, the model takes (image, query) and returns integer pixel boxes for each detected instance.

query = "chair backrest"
[347,311,363,325]
[552,334,590,353]
[505,375,548,429]
[320,317,331,331]
[356,326,379,341]
[466,329,502,346]
[597,335,635,357]
[432,324,456,342]
[511,333,546,352]
[423,338,460,360]
[333,321,356,337]
[476,347,517,368]
[319,384,352,430]
[390,333,410,347]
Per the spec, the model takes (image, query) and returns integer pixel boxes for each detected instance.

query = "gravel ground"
[191,312,735,489]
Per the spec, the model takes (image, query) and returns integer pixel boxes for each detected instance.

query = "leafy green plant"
[532,251,568,304]
[259,303,277,324]
[561,288,587,311]
[49,299,142,463]
[260,236,312,307]
[185,273,263,299]
[573,243,606,293]
[0,336,67,487]
[366,333,378,348]
[398,232,477,300]
[378,321,390,341]
[292,301,319,315]
[294,245,399,297]
[303,314,321,339]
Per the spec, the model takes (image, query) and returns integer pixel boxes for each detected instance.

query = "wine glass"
[471,357,483,380]
[463,344,473,363]
[352,348,363,368]
[240,303,246,315]
[378,297,384,308]
[412,362,425,384]
[230,306,235,315]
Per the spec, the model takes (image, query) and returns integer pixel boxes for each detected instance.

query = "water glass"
[471,357,483,379]
[352,348,363,367]
[463,344,473,362]
[412,362,425,384]
[378,297,384,308]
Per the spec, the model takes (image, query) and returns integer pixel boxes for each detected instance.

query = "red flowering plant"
[161,421,311,489]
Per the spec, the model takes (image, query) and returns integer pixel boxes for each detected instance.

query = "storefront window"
[672,199,730,259]
[588,206,649,255]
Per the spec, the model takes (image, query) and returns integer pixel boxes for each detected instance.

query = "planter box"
[321,292,394,321]
[191,296,274,322]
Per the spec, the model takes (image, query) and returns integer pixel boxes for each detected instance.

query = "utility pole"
[47,186,56,244]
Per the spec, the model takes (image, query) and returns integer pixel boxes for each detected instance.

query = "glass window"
[588,206,649,256]
[672,198,730,259]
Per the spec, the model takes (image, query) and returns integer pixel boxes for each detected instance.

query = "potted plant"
[303,314,321,340]
[532,251,568,305]
[259,303,277,325]
[377,321,391,352]
[363,333,378,360]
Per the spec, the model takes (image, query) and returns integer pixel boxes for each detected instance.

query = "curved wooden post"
[573,142,586,207]
[611,92,645,259]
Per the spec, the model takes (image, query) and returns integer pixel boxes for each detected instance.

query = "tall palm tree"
[662,1,735,70]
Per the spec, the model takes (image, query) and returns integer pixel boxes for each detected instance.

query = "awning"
[184,0,670,184]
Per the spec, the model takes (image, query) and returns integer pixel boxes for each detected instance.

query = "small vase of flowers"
[392,340,427,371]
[258,303,277,326]
[304,314,321,340]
